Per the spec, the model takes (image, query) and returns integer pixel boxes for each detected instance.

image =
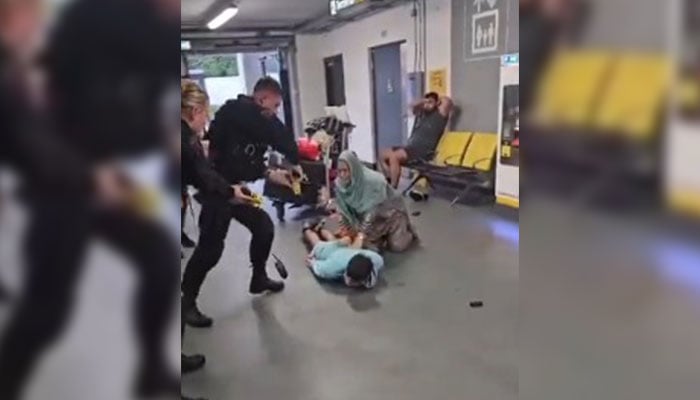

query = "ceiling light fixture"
[207,5,239,30]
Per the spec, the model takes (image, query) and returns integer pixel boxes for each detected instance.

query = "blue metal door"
[371,42,404,159]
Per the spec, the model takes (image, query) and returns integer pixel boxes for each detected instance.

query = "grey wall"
[448,0,667,133]
[450,0,518,132]
[580,0,668,51]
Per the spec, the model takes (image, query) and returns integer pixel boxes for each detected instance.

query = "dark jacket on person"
[181,120,231,198]
[0,45,91,195]
[208,94,299,184]
[45,0,179,162]
[520,6,560,113]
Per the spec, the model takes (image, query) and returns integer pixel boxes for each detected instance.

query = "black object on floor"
[469,301,484,308]
[411,211,422,217]
[409,191,429,202]
[271,253,289,279]
[182,353,206,374]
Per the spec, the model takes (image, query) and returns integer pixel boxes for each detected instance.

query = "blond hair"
[181,79,209,121]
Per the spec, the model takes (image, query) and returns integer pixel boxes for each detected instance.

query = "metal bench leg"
[451,184,473,207]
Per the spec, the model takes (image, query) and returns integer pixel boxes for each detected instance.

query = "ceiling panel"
[182,0,330,29]
[182,0,218,22]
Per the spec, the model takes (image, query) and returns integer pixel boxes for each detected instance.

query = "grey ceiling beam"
[294,0,412,34]
[181,29,295,40]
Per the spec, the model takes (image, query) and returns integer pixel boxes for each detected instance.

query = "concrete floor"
[521,198,700,400]
[5,177,697,399]
[181,195,519,400]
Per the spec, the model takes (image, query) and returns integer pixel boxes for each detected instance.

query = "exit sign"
[501,53,519,66]
[330,0,365,16]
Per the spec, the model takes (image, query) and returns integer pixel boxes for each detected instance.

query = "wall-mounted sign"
[471,0,499,54]
[330,0,365,16]
[428,68,448,96]
[501,53,519,67]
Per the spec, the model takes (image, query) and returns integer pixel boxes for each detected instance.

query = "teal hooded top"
[335,150,394,227]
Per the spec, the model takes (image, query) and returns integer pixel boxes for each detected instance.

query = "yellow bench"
[533,50,614,130]
[592,53,671,142]
[461,132,498,172]
[433,131,473,166]
[406,131,472,193]
[403,132,497,206]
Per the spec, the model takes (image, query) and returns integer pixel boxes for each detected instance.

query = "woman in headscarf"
[334,150,416,253]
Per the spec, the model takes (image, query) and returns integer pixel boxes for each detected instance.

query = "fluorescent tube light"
[207,6,239,30]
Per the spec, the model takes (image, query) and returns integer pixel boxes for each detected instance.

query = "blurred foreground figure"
[520,0,588,113]
[0,0,180,399]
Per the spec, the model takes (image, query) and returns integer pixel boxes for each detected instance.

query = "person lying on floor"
[303,224,384,289]
[333,150,417,253]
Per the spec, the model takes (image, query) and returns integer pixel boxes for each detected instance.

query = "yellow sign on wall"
[501,145,511,158]
[428,68,448,96]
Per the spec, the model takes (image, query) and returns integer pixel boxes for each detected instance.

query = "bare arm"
[438,96,454,118]
[410,98,425,116]
[352,210,376,249]
[351,233,365,249]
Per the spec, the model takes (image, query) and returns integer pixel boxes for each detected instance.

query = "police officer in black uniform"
[180,78,252,400]
[182,77,301,328]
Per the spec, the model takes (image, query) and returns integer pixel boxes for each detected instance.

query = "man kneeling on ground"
[303,223,384,289]
[380,92,454,190]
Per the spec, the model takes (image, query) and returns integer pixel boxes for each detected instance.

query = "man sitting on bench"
[380,92,453,190]
[302,222,384,289]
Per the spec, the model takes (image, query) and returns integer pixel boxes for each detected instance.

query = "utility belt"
[217,155,266,184]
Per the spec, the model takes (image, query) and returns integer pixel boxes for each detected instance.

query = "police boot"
[249,265,284,294]
[182,353,206,374]
[182,299,213,328]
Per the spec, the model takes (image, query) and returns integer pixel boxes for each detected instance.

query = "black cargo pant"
[181,195,274,305]
[0,199,179,400]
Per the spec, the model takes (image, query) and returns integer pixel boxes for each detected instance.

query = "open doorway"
[183,51,289,124]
